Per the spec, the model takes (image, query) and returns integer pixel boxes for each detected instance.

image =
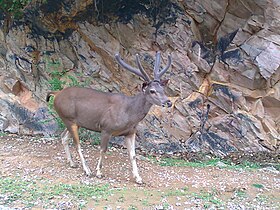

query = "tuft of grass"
[192,191,222,206]
[234,189,247,199]
[0,132,7,137]
[252,183,264,189]
[164,187,189,197]
[128,205,138,210]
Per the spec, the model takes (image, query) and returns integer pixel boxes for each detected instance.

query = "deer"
[46,51,172,184]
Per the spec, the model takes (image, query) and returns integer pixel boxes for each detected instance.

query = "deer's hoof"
[70,162,78,168]
[84,168,92,177]
[85,172,93,177]
[96,171,103,179]
[135,176,143,184]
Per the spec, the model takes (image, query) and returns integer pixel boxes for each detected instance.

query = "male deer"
[46,52,172,184]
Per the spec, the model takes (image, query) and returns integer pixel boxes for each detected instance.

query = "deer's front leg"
[125,133,142,184]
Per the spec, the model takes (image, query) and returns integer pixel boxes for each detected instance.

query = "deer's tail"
[46,91,58,102]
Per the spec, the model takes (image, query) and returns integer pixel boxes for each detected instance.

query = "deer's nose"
[162,100,172,108]
[166,100,172,107]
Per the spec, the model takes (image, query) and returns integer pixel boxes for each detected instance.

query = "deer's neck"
[127,92,152,122]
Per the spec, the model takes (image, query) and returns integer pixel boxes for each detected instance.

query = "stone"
[255,42,280,80]
[0,116,8,130]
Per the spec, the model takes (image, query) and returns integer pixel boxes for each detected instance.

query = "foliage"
[48,77,66,91]
[0,0,31,18]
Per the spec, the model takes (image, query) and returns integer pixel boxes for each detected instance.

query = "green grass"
[0,132,7,137]
[0,177,111,209]
[128,205,138,210]
[192,190,222,206]
[252,183,264,189]
[0,176,278,209]
[151,156,263,170]
[164,187,189,197]
[234,189,247,199]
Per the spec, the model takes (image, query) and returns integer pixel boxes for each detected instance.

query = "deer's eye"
[150,89,156,94]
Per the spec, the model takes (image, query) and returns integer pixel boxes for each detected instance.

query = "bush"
[0,0,31,18]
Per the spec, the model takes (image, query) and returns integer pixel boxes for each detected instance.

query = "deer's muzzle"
[162,100,172,108]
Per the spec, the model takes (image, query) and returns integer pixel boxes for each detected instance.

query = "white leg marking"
[96,150,104,178]
[77,145,92,176]
[61,130,77,168]
[126,133,142,184]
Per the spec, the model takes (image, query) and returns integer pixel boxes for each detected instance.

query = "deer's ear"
[142,82,149,91]
[160,79,169,86]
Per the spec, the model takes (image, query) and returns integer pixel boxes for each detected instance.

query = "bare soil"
[0,134,279,209]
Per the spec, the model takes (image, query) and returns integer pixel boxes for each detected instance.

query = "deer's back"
[53,87,126,132]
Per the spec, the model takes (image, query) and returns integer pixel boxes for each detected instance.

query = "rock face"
[0,0,279,157]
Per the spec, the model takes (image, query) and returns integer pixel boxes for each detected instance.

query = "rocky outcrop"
[0,0,279,157]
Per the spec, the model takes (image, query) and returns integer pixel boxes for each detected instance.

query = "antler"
[136,54,151,82]
[115,52,172,82]
[115,54,150,82]
[154,52,172,81]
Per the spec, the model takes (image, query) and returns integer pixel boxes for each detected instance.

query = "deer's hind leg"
[66,122,92,176]
[61,128,77,168]
[96,131,111,178]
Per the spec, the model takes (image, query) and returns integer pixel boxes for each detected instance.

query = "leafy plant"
[48,77,66,91]
[0,0,31,18]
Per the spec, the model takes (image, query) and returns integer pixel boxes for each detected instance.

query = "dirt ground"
[0,134,279,209]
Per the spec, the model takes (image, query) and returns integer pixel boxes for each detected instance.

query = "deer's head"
[115,52,172,107]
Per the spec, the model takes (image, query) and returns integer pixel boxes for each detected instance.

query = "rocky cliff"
[0,0,279,157]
